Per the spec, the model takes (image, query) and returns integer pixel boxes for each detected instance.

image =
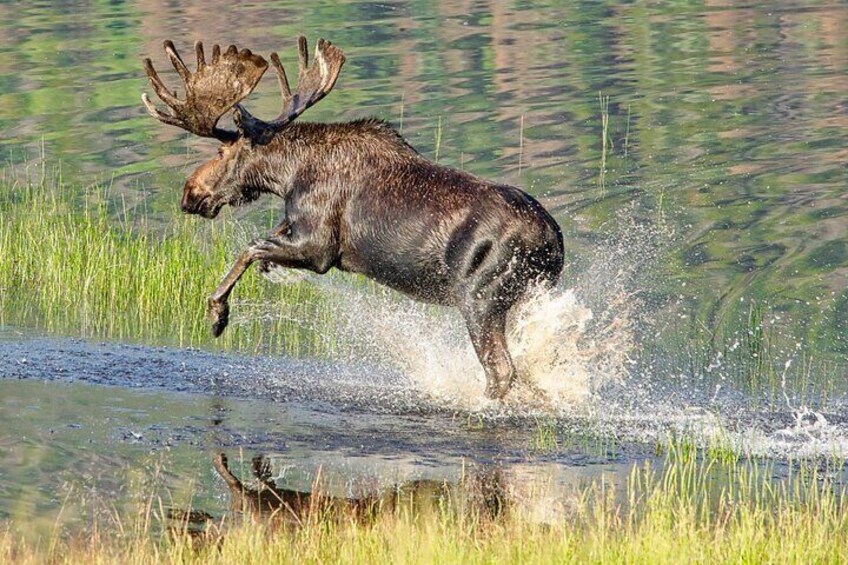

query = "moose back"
[142,37,564,399]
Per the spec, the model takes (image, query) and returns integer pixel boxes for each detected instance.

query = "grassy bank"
[0,168,333,355]
[2,445,846,564]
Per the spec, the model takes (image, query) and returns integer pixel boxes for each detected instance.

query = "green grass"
[531,416,559,452]
[2,442,846,564]
[3,168,847,563]
[0,166,334,356]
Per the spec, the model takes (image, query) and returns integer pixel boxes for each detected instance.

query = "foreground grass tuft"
[2,446,846,564]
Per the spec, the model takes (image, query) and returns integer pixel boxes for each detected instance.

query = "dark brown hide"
[199,119,564,398]
[144,39,563,399]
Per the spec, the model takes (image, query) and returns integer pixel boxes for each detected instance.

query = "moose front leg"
[257,219,291,276]
[207,234,334,336]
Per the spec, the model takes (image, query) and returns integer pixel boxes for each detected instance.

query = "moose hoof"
[207,298,230,337]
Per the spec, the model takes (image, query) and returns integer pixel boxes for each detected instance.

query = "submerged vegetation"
[2,444,846,564]
[0,166,332,356]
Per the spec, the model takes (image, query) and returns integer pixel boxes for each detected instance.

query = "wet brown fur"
[188,117,564,399]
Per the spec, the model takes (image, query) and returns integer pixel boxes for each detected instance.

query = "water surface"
[1,0,847,533]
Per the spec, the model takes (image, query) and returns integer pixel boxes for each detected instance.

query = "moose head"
[142,37,345,218]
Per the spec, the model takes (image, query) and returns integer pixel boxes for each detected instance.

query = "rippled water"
[1,0,847,531]
[2,332,845,531]
[3,1,846,340]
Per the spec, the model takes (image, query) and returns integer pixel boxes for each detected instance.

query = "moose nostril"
[181,191,210,215]
[181,189,196,213]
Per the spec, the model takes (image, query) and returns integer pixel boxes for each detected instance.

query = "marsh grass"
[531,416,559,452]
[0,166,334,356]
[597,91,611,193]
[518,114,525,175]
[530,418,619,459]
[2,442,847,564]
[640,297,845,409]
[434,115,443,164]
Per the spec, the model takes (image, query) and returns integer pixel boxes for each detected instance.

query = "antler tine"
[297,35,309,75]
[194,41,206,70]
[235,37,346,144]
[143,57,180,108]
[141,40,269,141]
[163,40,191,83]
[269,52,292,99]
[141,92,182,126]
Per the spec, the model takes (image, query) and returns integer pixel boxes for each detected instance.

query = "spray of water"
[259,264,634,414]
[250,206,848,460]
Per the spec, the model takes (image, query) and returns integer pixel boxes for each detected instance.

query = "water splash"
[261,265,634,413]
[253,209,848,461]
[508,286,631,407]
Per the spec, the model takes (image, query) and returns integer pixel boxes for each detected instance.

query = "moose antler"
[234,37,346,144]
[142,41,269,141]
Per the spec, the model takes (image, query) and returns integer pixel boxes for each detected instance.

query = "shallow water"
[0,335,645,529]
[1,0,848,531]
[2,1,847,347]
[1,333,846,531]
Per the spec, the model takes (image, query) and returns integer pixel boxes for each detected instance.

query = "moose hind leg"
[464,306,515,400]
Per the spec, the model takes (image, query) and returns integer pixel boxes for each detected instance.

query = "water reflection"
[170,451,507,526]
[2,1,848,541]
[2,1,846,362]
[0,373,633,536]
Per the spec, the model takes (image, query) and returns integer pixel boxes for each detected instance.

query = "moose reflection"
[142,37,564,399]
[168,452,508,533]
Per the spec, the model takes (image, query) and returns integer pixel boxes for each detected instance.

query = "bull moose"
[142,37,564,399]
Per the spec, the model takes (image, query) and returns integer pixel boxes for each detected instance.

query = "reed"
[2,441,845,564]
[0,166,334,356]
[434,115,443,164]
[597,91,610,193]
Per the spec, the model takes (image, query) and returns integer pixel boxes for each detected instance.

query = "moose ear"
[232,105,264,147]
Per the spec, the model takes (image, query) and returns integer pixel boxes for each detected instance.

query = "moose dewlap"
[142,36,564,399]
